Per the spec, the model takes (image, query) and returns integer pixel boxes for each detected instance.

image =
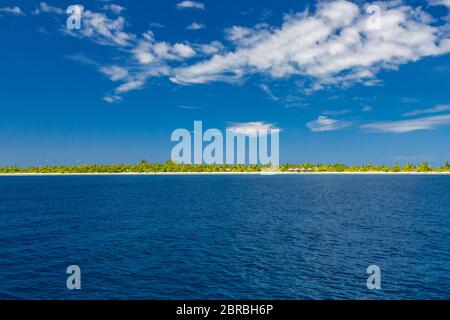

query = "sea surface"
[0,175,449,300]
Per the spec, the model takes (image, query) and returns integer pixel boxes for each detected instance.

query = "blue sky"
[1,0,450,166]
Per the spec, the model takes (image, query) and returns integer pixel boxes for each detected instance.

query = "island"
[1,160,450,175]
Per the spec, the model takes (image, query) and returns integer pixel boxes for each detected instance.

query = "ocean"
[0,175,449,299]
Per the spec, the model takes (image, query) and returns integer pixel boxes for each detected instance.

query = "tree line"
[1,160,450,173]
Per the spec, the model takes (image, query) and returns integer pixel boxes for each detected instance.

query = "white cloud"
[32,5,177,100]
[134,46,155,64]
[29,0,450,104]
[186,22,205,30]
[64,9,135,47]
[428,0,450,8]
[33,2,64,15]
[363,114,450,133]
[306,116,351,132]
[149,22,165,29]
[102,4,125,15]
[65,53,97,66]
[136,51,155,64]
[150,42,174,60]
[403,104,450,117]
[260,84,279,101]
[362,105,373,112]
[0,6,24,15]
[172,43,196,58]
[225,26,257,45]
[116,79,146,93]
[99,66,129,81]
[227,122,280,137]
[103,95,122,103]
[172,1,450,89]
[132,33,197,64]
[197,41,224,55]
[176,1,205,10]
[322,109,352,116]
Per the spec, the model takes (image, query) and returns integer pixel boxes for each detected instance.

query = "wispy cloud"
[36,26,49,34]
[306,116,351,132]
[115,79,146,94]
[176,1,205,10]
[186,22,205,30]
[259,84,279,101]
[400,97,418,104]
[103,95,122,104]
[177,105,202,110]
[102,4,125,15]
[99,66,129,81]
[362,114,450,133]
[149,22,165,29]
[428,0,450,8]
[322,109,352,116]
[362,105,373,112]
[32,2,64,15]
[0,6,24,15]
[403,104,450,117]
[64,9,135,47]
[61,9,197,100]
[65,53,97,66]
[227,122,280,137]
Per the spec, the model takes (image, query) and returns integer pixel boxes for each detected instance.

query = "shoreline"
[1,171,450,176]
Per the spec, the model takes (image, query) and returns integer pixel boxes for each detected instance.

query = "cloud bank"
[14,1,450,104]
[172,1,450,91]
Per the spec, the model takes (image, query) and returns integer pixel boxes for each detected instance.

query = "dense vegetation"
[1,160,450,173]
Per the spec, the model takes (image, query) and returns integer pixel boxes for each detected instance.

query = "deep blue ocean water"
[0,175,449,300]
